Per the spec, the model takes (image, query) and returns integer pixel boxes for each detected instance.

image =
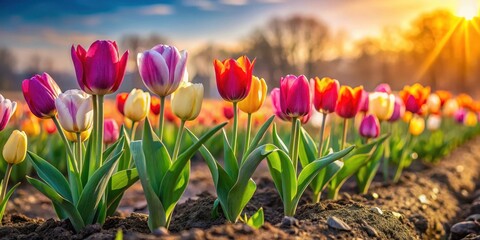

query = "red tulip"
[399,83,430,114]
[22,72,62,119]
[223,103,234,120]
[150,96,161,116]
[279,75,311,118]
[335,86,364,119]
[71,40,129,95]
[311,77,339,113]
[214,56,255,102]
[116,92,128,115]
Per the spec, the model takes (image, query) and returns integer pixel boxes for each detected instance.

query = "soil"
[1,137,480,240]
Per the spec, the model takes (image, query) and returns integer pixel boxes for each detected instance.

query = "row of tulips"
[0,39,478,233]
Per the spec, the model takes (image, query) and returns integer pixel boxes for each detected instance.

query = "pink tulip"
[375,83,392,94]
[22,72,62,119]
[279,75,311,118]
[104,118,119,144]
[0,95,17,131]
[137,45,188,97]
[454,109,467,124]
[71,40,129,95]
[388,96,406,122]
[359,114,380,139]
[359,90,369,113]
[271,88,311,124]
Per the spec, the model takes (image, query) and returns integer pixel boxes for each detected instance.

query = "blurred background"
[0,0,479,99]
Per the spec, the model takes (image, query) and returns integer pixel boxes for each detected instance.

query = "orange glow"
[456,0,479,20]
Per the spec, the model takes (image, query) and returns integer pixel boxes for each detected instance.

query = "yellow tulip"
[402,111,413,123]
[171,82,204,121]
[3,130,27,165]
[464,111,478,127]
[124,89,151,122]
[409,116,425,136]
[238,76,267,114]
[368,92,395,121]
[426,93,441,114]
[64,128,92,142]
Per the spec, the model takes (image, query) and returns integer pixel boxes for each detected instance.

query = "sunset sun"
[457,0,479,20]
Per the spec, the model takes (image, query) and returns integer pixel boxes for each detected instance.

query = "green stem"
[341,118,348,150]
[96,95,105,166]
[172,120,186,161]
[76,132,82,172]
[312,191,321,203]
[232,102,239,156]
[318,112,328,157]
[92,95,98,170]
[289,117,299,173]
[130,121,137,141]
[159,97,166,140]
[52,116,78,173]
[244,113,252,156]
[0,164,12,201]
[327,185,340,200]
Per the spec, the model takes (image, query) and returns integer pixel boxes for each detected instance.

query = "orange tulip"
[335,86,364,119]
[400,83,430,114]
[116,92,128,115]
[435,90,452,107]
[311,77,339,114]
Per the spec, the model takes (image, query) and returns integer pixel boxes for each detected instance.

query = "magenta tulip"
[375,83,392,94]
[104,119,119,144]
[454,109,467,124]
[271,88,311,124]
[0,95,17,131]
[359,114,380,139]
[279,75,311,118]
[388,96,406,122]
[137,44,188,97]
[22,72,62,119]
[359,90,369,113]
[71,40,129,95]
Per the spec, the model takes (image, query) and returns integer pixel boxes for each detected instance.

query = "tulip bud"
[375,83,392,94]
[311,77,339,113]
[150,96,161,116]
[137,45,188,97]
[71,40,129,95]
[279,75,311,118]
[0,95,17,131]
[427,114,442,131]
[443,99,459,117]
[124,89,151,122]
[214,56,255,102]
[426,93,441,115]
[116,92,128,115]
[359,114,380,139]
[359,90,369,113]
[55,90,93,133]
[171,82,204,121]
[335,85,364,119]
[223,103,234,120]
[238,76,267,114]
[65,128,92,142]
[3,130,27,165]
[104,119,119,144]
[388,96,405,122]
[368,92,395,121]
[454,109,467,123]
[22,72,62,119]
[464,111,478,127]
[409,116,425,136]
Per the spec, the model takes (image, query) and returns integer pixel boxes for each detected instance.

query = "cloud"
[182,0,217,11]
[137,4,175,15]
[220,0,249,5]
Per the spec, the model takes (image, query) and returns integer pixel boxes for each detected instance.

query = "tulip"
[368,92,395,121]
[116,92,128,115]
[104,119,119,145]
[335,86,364,119]
[427,114,442,131]
[375,83,392,94]
[359,90,369,113]
[279,75,311,118]
[271,88,289,121]
[150,96,161,116]
[400,83,431,114]
[65,128,92,142]
[124,89,151,122]
[22,72,62,119]
[443,99,459,117]
[55,90,93,133]
[409,116,425,136]
[21,118,41,136]
[42,120,57,134]
[71,40,128,95]
[214,56,255,102]
[311,77,339,113]
[426,93,441,115]
[0,95,17,131]
[137,45,188,97]
[435,90,452,107]
[388,96,406,122]
[223,104,234,120]
[359,114,380,139]
[454,109,467,124]
[464,111,478,127]
[456,94,473,109]
[3,130,27,165]
[171,82,204,121]
[238,76,267,114]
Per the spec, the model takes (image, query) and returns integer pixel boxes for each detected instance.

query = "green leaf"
[227,144,277,222]
[242,115,275,162]
[76,147,124,225]
[27,151,73,202]
[118,126,132,170]
[356,143,384,193]
[246,207,264,230]
[222,130,238,180]
[311,160,344,196]
[131,141,166,231]
[0,182,20,220]
[266,150,296,207]
[81,135,95,185]
[272,123,288,153]
[298,127,317,168]
[27,177,85,232]
[107,168,139,209]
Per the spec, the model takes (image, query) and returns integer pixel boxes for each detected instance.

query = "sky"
[0,0,465,73]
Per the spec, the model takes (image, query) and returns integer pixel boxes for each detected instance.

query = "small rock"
[466,214,480,224]
[471,201,480,215]
[363,224,379,237]
[180,228,205,240]
[152,227,169,236]
[432,187,439,194]
[450,221,480,239]
[370,207,383,215]
[418,194,429,204]
[461,189,470,198]
[327,216,351,231]
[391,211,403,219]
[280,216,299,228]
[455,165,464,173]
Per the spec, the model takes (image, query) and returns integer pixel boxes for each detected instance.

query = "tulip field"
[0,41,480,240]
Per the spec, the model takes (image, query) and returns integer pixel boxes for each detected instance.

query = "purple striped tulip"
[0,95,17,131]
[55,90,93,133]
[388,96,406,122]
[375,83,392,94]
[22,72,62,119]
[359,114,380,139]
[71,40,129,95]
[279,75,311,118]
[137,44,188,97]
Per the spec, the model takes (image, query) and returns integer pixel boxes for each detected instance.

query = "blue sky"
[0,0,460,72]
